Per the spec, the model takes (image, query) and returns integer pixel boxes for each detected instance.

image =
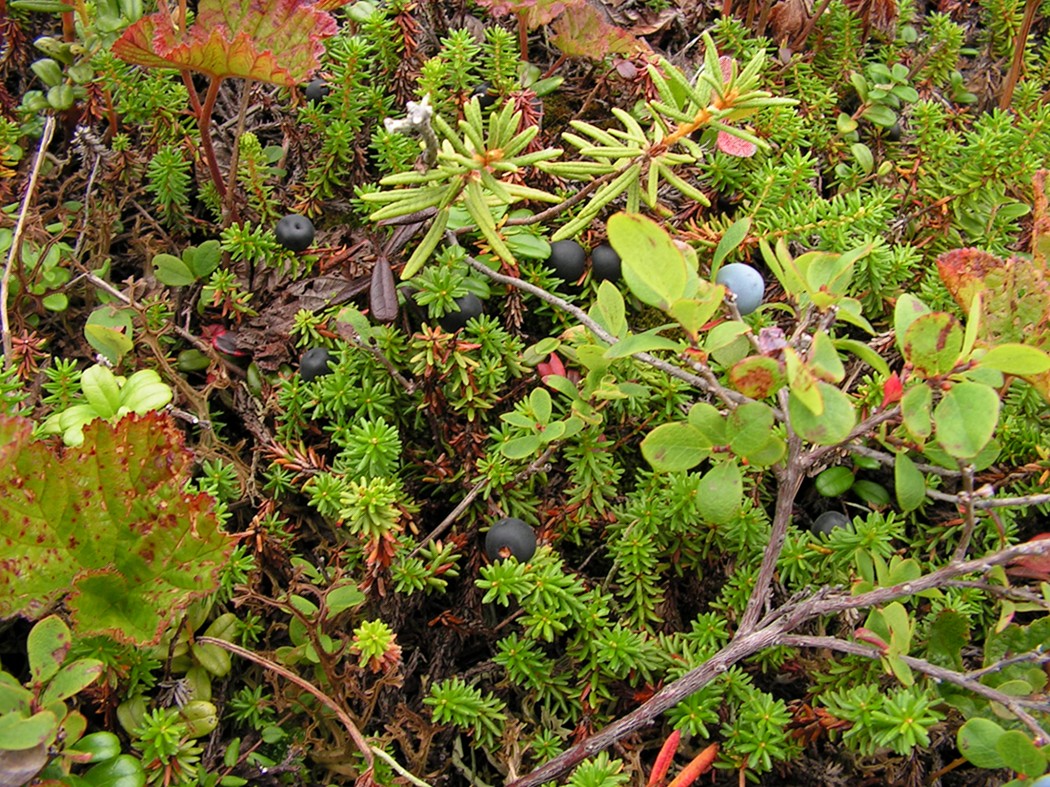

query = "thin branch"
[781,635,1050,743]
[511,537,1050,786]
[460,247,749,409]
[2,115,56,365]
[953,464,978,562]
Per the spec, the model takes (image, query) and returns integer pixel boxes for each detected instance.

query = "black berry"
[299,347,333,382]
[304,78,329,103]
[811,511,850,536]
[471,82,497,109]
[545,239,586,284]
[590,243,622,283]
[484,517,536,562]
[275,214,315,252]
[438,293,484,332]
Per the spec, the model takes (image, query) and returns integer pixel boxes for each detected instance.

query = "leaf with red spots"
[112,0,337,86]
[550,2,646,59]
[0,413,234,645]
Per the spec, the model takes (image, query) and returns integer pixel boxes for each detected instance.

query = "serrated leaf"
[549,2,644,60]
[933,381,1000,459]
[112,0,337,86]
[936,246,1050,401]
[0,414,234,644]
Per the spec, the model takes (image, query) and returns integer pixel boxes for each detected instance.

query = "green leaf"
[704,320,748,353]
[809,331,845,382]
[68,731,122,763]
[183,240,221,279]
[641,422,710,472]
[84,307,135,366]
[696,461,743,525]
[958,718,1007,769]
[687,402,727,444]
[894,294,931,354]
[933,382,1000,459]
[711,217,751,275]
[152,253,195,287]
[862,104,897,127]
[604,327,680,359]
[667,289,722,337]
[894,452,925,512]
[608,212,690,310]
[978,343,1050,376]
[815,466,854,497]
[903,312,964,377]
[995,730,1047,777]
[0,710,57,750]
[901,384,933,439]
[112,0,337,87]
[727,402,775,457]
[325,583,366,618]
[833,338,891,377]
[81,365,121,420]
[788,382,857,445]
[39,659,104,705]
[27,615,71,685]
[591,281,627,338]
[118,370,173,415]
[500,434,543,460]
[925,610,968,670]
[0,414,235,644]
[81,753,147,786]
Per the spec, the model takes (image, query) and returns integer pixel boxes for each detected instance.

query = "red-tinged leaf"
[550,1,646,59]
[113,0,337,86]
[936,246,1050,400]
[647,729,681,787]
[475,0,567,25]
[853,627,889,652]
[667,742,719,787]
[881,371,903,407]
[1006,534,1050,581]
[717,131,757,157]
[0,413,234,645]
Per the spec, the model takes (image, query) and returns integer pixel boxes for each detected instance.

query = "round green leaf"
[696,461,743,525]
[815,466,854,498]
[81,365,121,419]
[958,718,1007,768]
[0,710,57,750]
[995,730,1048,777]
[727,402,776,457]
[901,384,932,439]
[641,422,710,472]
[903,312,964,377]
[788,382,857,446]
[852,479,890,508]
[152,253,196,287]
[933,382,1000,459]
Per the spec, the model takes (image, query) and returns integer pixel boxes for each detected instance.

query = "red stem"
[197,77,227,198]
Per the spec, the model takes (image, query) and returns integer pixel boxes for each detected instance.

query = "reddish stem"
[197,77,227,198]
